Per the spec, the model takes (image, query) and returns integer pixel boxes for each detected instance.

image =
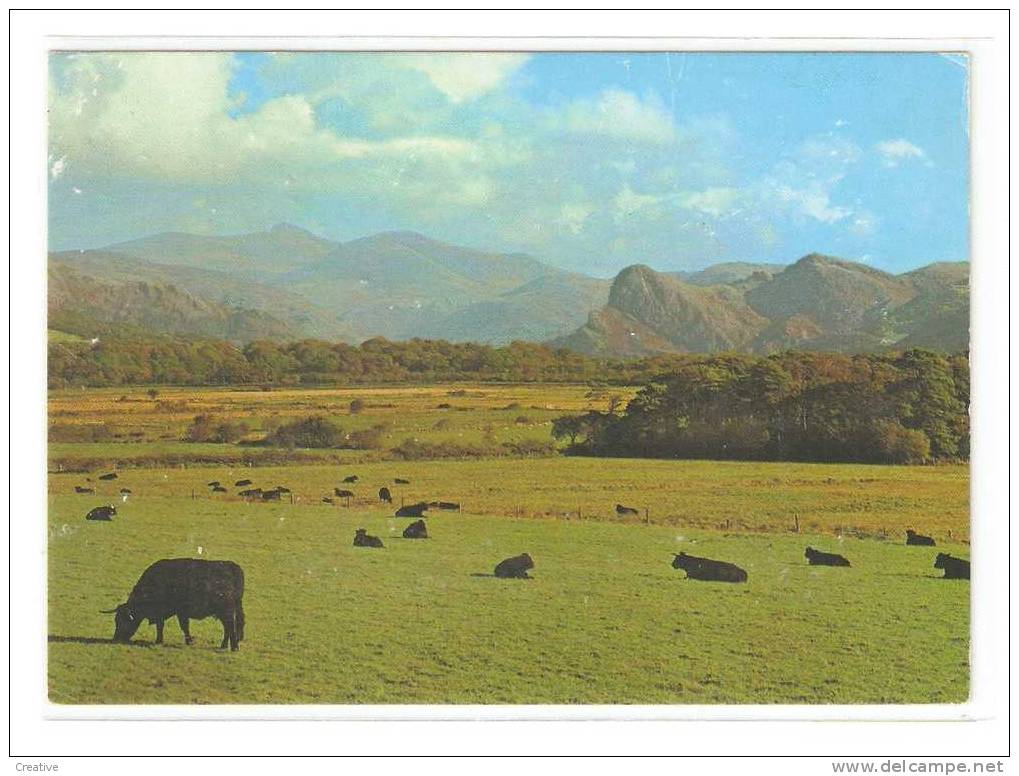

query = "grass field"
[47,383,970,705]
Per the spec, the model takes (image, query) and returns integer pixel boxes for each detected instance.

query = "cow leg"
[229,609,240,651]
[178,615,194,645]
[154,619,164,645]
[219,616,230,650]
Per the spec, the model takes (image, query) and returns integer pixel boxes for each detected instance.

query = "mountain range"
[48,225,968,356]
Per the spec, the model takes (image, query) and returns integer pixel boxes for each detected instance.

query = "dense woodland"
[552,350,969,464]
[48,334,706,387]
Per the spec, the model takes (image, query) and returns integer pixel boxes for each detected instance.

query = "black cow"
[275,486,291,494]
[906,529,936,546]
[239,488,263,499]
[102,558,245,651]
[119,488,132,495]
[235,479,253,488]
[353,528,384,548]
[805,547,851,567]
[98,472,118,481]
[402,519,428,539]
[262,489,281,501]
[334,488,355,498]
[207,481,221,488]
[343,475,359,483]
[379,487,393,504]
[494,553,534,579]
[322,497,335,504]
[671,552,748,583]
[75,486,95,494]
[615,503,639,516]
[395,478,411,485]
[86,505,116,521]
[934,553,970,580]
[395,502,429,518]
[435,501,460,511]
[212,485,228,493]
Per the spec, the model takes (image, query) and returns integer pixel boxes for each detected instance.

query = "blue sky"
[48,51,968,276]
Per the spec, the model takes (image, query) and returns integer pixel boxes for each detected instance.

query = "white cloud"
[562,89,675,145]
[772,182,852,224]
[49,155,66,180]
[401,53,529,103]
[614,184,663,221]
[876,138,925,166]
[48,52,492,212]
[678,187,740,217]
[557,202,594,235]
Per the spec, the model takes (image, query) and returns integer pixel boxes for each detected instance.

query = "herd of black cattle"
[72,471,969,652]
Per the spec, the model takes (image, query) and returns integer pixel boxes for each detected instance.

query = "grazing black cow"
[615,504,640,516]
[75,485,95,494]
[239,488,263,499]
[395,502,429,518]
[435,501,460,511]
[85,505,116,521]
[395,478,411,485]
[98,472,118,481]
[402,519,428,539]
[805,547,851,567]
[934,553,970,580]
[671,552,748,583]
[212,485,228,493]
[119,488,132,495]
[235,479,253,488]
[906,529,936,546]
[353,528,383,548]
[343,475,359,483]
[494,553,534,579]
[322,497,335,504]
[334,488,355,498]
[275,486,291,494]
[102,558,245,651]
[379,487,393,504]
[207,481,221,488]
[262,489,281,501]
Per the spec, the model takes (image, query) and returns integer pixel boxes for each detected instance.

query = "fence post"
[644,507,650,525]
[191,489,195,501]
[794,515,799,533]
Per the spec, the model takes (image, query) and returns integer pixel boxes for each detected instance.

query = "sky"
[48,51,969,277]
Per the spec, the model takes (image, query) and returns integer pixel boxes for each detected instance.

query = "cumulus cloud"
[614,184,663,221]
[678,187,740,217]
[562,89,675,144]
[48,52,495,214]
[876,138,925,166]
[401,53,529,103]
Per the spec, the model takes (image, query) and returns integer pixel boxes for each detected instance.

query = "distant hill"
[48,264,298,343]
[49,225,967,353]
[78,227,610,344]
[553,255,968,356]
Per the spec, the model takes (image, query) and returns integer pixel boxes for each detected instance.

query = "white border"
[8,8,1011,758]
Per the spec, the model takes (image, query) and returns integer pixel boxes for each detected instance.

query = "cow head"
[933,553,949,569]
[102,603,142,643]
[671,552,687,569]
[804,547,815,559]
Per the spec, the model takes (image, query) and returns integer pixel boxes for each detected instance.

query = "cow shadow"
[48,634,153,648]
[469,573,533,580]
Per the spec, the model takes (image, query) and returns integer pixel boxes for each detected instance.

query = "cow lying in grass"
[395,502,429,518]
[494,553,534,579]
[934,553,970,580]
[86,505,116,521]
[353,528,384,548]
[402,519,428,539]
[671,552,748,583]
[615,504,639,516]
[805,547,851,567]
[906,529,936,546]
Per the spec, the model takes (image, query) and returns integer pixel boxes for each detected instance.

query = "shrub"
[347,425,385,450]
[515,415,530,424]
[349,398,366,414]
[184,414,250,444]
[266,415,345,449]
[871,420,931,464]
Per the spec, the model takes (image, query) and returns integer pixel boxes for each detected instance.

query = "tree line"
[551,350,968,464]
[49,334,718,387]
